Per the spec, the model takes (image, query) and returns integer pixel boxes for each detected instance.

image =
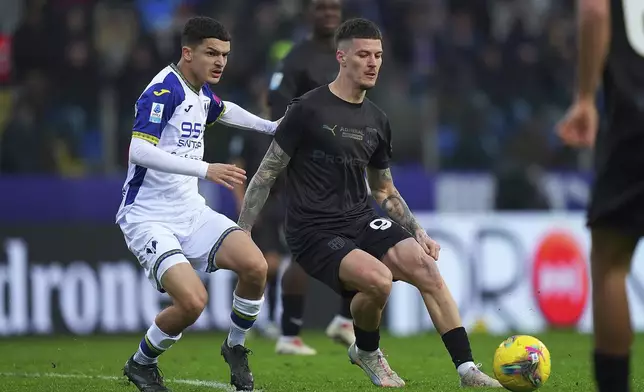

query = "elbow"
[128,140,146,166]
[128,144,139,165]
[580,0,608,21]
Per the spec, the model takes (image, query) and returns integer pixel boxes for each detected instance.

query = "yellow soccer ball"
[493,335,551,392]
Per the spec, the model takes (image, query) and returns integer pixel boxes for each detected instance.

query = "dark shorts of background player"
[586,126,644,238]
[251,195,289,255]
[586,176,644,238]
[286,213,412,298]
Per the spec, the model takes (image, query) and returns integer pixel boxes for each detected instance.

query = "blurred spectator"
[1,0,582,186]
[0,71,58,173]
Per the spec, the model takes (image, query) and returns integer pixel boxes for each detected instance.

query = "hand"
[415,228,440,261]
[206,163,247,190]
[556,98,598,148]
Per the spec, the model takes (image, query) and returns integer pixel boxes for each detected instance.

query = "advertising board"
[388,212,644,336]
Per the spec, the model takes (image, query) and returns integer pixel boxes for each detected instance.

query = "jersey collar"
[170,63,201,95]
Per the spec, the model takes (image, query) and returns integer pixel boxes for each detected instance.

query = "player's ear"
[336,50,346,67]
[181,46,193,62]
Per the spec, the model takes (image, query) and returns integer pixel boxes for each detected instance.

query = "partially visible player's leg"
[336,249,405,387]
[186,209,267,391]
[120,223,202,392]
[590,227,636,392]
[276,261,318,354]
[262,250,281,337]
[250,217,283,340]
[214,229,267,342]
[325,294,355,347]
[357,217,500,388]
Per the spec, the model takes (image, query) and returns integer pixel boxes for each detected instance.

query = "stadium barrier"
[3,212,643,337]
[0,225,343,336]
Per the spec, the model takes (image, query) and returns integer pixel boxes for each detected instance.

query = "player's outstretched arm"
[367,167,440,260]
[237,140,290,232]
[216,101,281,135]
[129,138,246,190]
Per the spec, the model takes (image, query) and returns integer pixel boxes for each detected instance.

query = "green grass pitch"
[1,330,642,391]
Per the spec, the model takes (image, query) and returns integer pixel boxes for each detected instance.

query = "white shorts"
[119,206,241,292]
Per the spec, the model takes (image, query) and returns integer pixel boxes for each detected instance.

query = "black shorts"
[251,195,288,255]
[587,111,644,236]
[286,214,412,298]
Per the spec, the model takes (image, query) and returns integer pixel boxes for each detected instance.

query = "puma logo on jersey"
[322,124,337,136]
[153,89,171,96]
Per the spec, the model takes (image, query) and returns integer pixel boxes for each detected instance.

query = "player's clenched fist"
[415,228,440,261]
[556,99,598,148]
[206,163,247,190]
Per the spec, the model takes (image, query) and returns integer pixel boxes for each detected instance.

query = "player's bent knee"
[413,254,444,293]
[176,288,208,323]
[239,254,268,285]
[360,265,393,303]
[389,241,441,287]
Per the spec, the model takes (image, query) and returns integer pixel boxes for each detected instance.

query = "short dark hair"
[181,16,231,47]
[334,18,382,47]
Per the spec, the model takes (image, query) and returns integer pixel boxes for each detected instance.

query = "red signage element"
[533,230,589,327]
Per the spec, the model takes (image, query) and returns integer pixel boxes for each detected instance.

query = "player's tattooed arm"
[368,167,441,259]
[367,168,422,234]
[237,141,291,232]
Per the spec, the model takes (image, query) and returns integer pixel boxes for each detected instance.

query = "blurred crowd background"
[0,0,587,186]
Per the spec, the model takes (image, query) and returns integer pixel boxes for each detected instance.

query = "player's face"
[311,0,342,36]
[340,39,382,90]
[187,38,230,85]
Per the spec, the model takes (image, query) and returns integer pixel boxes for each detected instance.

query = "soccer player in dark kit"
[231,0,354,355]
[237,18,502,388]
[557,0,644,391]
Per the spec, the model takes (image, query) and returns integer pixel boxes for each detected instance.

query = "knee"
[177,288,208,323]
[239,253,268,286]
[362,266,393,304]
[403,249,442,292]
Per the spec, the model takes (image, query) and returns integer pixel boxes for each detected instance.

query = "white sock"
[457,361,477,377]
[332,314,353,325]
[279,335,301,343]
[228,293,264,347]
[133,322,182,365]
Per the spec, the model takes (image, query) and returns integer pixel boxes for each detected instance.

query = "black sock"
[339,296,353,319]
[281,294,304,336]
[441,327,474,368]
[354,324,380,352]
[594,350,630,392]
[266,275,277,322]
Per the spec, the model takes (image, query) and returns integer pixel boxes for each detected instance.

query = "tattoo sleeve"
[367,168,422,234]
[237,141,291,232]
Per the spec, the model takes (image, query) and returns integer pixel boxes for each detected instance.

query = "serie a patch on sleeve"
[149,102,164,123]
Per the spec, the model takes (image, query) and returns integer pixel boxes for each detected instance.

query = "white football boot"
[256,322,281,340]
[325,315,356,346]
[459,363,503,388]
[348,343,405,388]
[275,336,317,355]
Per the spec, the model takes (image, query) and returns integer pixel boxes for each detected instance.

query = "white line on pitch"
[0,372,259,391]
